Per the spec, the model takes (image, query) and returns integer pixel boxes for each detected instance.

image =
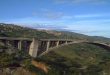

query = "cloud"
[43,11,64,20]
[63,24,110,37]
[0,16,68,26]
[75,14,104,18]
[32,9,75,21]
[74,13,110,18]
[32,9,64,20]
[75,19,110,24]
[61,15,74,20]
[73,14,110,24]
[53,0,108,5]
[41,11,74,20]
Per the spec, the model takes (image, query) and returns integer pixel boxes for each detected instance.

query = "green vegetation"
[0,23,57,38]
[37,43,110,75]
[0,50,46,75]
[0,50,30,68]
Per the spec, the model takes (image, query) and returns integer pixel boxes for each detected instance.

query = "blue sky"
[0,0,110,37]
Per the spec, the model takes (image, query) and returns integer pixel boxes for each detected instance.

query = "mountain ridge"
[0,23,110,43]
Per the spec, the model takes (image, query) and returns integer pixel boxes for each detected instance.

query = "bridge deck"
[0,37,32,41]
[39,39,79,41]
[0,37,78,41]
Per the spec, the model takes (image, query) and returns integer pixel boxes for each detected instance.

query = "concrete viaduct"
[0,37,110,57]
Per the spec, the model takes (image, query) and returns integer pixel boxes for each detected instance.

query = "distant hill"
[0,23,110,43]
[0,23,58,38]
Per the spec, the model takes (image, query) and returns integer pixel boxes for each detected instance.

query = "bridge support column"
[6,40,10,47]
[65,41,68,44]
[46,41,50,51]
[18,40,22,50]
[56,41,59,47]
[29,38,39,57]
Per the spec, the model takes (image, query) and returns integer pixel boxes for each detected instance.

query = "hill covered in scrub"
[38,43,110,75]
[0,23,87,39]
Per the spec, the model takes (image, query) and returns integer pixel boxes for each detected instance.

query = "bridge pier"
[46,41,50,51]
[18,40,22,50]
[56,41,59,47]
[29,38,39,57]
[6,40,10,46]
[65,41,68,44]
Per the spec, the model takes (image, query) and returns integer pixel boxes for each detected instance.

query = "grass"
[37,43,110,75]
[41,43,110,66]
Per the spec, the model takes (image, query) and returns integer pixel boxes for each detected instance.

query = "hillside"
[0,23,87,39]
[0,23,58,38]
[38,43,110,75]
[0,23,110,43]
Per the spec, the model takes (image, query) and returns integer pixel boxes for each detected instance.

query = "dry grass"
[32,60,49,73]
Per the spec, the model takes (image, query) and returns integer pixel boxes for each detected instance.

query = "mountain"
[0,23,110,43]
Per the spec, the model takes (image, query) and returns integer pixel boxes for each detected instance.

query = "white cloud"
[63,24,110,37]
[32,9,64,20]
[74,14,110,18]
[61,15,74,20]
[43,12,64,20]
[75,19,110,24]
[53,0,108,5]
[75,14,103,18]
[32,9,75,21]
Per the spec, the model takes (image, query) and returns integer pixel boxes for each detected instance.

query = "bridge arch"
[39,41,110,57]
[86,42,110,51]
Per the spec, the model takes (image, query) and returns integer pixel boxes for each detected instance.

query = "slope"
[38,43,110,75]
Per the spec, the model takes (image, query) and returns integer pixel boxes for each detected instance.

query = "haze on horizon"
[0,0,110,37]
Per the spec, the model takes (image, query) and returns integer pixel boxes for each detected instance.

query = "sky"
[0,0,110,37]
